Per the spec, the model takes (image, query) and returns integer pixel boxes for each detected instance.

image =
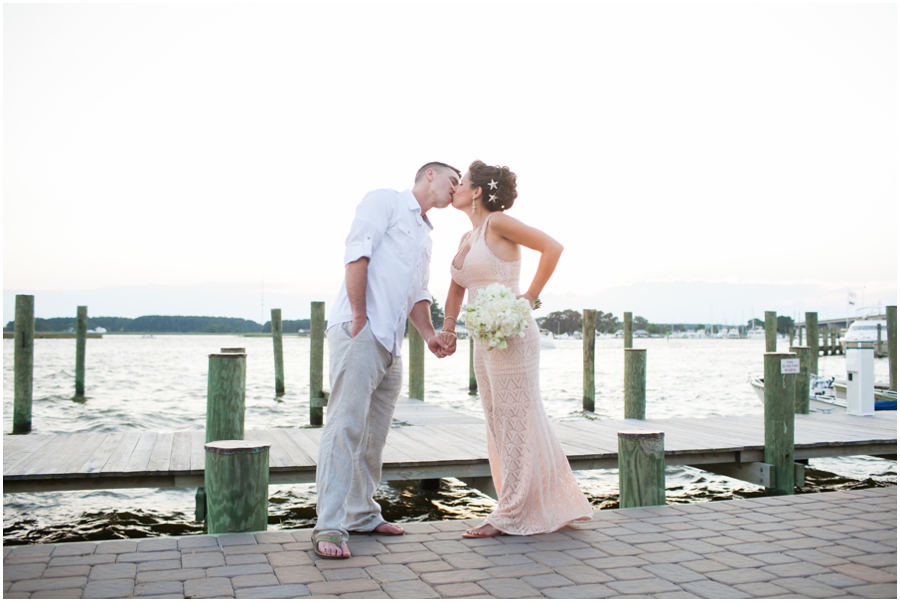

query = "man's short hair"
[415,162,461,183]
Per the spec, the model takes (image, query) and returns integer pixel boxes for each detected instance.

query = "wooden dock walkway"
[4,400,895,494]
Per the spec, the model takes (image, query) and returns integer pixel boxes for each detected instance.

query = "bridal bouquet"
[461,283,532,350]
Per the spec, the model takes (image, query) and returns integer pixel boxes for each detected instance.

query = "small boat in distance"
[749,374,897,412]
[540,329,556,349]
[841,318,889,357]
[746,326,766,340]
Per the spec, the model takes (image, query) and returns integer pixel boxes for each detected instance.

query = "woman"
[440,160,593,537]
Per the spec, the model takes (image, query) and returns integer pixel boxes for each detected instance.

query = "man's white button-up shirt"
[328,189,433,357]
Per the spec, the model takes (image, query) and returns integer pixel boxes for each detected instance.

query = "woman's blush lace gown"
[450,217,593,535]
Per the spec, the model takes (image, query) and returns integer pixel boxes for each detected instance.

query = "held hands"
[428,334,454,358]
[438,330,458,356]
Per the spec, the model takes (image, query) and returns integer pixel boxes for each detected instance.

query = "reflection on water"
[3,335,896,545]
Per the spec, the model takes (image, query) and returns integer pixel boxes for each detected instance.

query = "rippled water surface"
[3,334,895,545]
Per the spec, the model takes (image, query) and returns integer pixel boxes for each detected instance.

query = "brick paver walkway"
[3,487,895,598]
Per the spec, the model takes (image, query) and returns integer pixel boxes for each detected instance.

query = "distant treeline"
[2,315,313,334]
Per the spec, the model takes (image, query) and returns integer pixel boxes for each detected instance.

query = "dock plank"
[169,432,192,473]
[265,428,313,468]
[7,435,72,477]
[4,435,58,475]
[124,432,159,474]
[99,432,143,477]
[82,433,125,475]
[190,431,205,472]
[146,432,175,473]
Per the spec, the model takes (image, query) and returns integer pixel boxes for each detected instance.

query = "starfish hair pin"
[489,194,497,203]
[488,179,498,190]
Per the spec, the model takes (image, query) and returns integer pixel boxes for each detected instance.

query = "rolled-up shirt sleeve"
[343,192,390,265]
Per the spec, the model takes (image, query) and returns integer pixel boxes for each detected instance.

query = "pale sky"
[3,1,897,326]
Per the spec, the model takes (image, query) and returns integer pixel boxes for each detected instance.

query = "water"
[3,335,896,545]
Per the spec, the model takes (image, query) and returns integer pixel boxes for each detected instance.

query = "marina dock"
[4,400,896,494]
[3,487,895,599]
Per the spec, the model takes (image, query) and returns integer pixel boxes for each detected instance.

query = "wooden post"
[75,306,87,397]
[623,312,633,349]
[805,313,818,374]
[788,325,794,347]
[764,311,777,352]
[408,319,425,400]
[583,309,596,412]
[624,348,647,419]
[789,346,811,414]
[271,308,285,395]
[888,306,897,392]
[204,440,269,534]
[310,302,325,426]
[468,337,477,395]
[221,347,246,353]
[13,294,35,434]
[763,352,796,495]
[876,323,882,357]
[206,353,246,443]
[617,431,665,508]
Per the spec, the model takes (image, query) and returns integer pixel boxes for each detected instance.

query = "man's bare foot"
[373,522,404,535]
[462,524,503,538]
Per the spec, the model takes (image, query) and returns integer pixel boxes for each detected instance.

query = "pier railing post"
[310,302,326,426]
[204,440,269,534]
[624,348,647,419]
[13,294,35,434]
[408,319,425,400]
[206,353,246,443]
[765,311,777,352]
[271,308,285,395]
[468,337,477,395]
[763,352,797,495]
[617,431,665,508]
[75,305,87,397]
[583,309,596,413]
[888,306,897,392]
[789,325,794,347]
[623,312,633,349]
[805,312,818,374]
[789,346,811,414]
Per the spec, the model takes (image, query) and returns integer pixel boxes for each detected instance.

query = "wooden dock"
[4,400,895,494]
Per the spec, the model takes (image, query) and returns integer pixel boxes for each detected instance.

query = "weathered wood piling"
[271,308,284,395]
[75,306,87,397]
[763,352,797,495]
[765,311,776,352]
[889,305,897,392]
[624,348,647,419]
[805,313,818,375]
[789,346,811,414]
[408,320,424,400]
[204,440,270,534]
[206,353,246,443]
[13,294,35,434]
[583,309,596,412]
[623,311,633,349]
[617,431,665,508]
[310,302,326,426]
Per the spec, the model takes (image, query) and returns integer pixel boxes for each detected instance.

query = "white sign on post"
[781,358,800,374]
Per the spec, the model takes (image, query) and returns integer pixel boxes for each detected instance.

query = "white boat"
[539,329,555,349]
[749,374,896,412]
[841,318,888,357]
[746,326,766,340]
[725,328,741,339]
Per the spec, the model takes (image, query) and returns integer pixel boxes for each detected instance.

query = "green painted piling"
[75,306,87,397]
[624,348,647,419]
[806,313,818,374]
[408,319,425,400]
[765,311,777,352]
[310,302,326,426]
[13,295,35,434]
[206,353,246,443]
[583,309,596,412]
[221,348,246,354]
[763,352,796,495]
[888,306,897,392]
[617,431,665,508]
[204,440,269,534]
[623,312,633,349]
[469,337,477,395]
[789,326,794,347]
[789,346,811,414]
[271,308,285,395]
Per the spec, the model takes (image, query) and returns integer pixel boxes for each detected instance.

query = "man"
[313,162,461,559]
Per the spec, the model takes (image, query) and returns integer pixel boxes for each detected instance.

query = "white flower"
[460,283,531,350]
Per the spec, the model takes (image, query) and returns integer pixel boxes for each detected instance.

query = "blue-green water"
[3,335,895,545]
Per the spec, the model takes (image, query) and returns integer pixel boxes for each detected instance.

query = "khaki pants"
[314,321,402,539]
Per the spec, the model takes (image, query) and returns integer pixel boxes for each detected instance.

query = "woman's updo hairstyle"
[469,160,517,212]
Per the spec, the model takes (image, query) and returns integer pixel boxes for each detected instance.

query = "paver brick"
[136,538,178,552]
[423,540,473,555]
[732,581,792,597]
[706,567,777,585]
[42,564,91,578]
[49,543,97,557]
[222,543,284,555]
[585,555,649,569]
[348,540,389,556]
[232,572,280,589]
[134,580,184,597]
[322,567,369,581]
[136,559,182,572]
[770,576,846,597]
[315,555,380,570]
[177,535,219,550]
[2,563,47,581]
[275,564,325,584]
[375,550,440,564]
[181,551,226,569]
[432,581,488,597]
[442,552,495,569]
[225,552,269,565]
[521,572,576,589]
[541,583,617,598]
[46,553,117,567]
[136,568,206,584]
[8,576,87,593]
[381,579,440,598]
[845,583,899,598]
[407,560,454,574]
[183,576,234,598]
[704,551,766,568]
[555,564,614,584]
[116,551,181,564]
[421,568,490,585]
[525,550,582,567]
[307,577,383,595]
[679,579,752,598]
[31,587,87,598]
[82,578,135,599]
[89,562,137,580]
[365,563,418,582]
[95,540,139,554]
[474,542,535,556]
[847,552,898,568]
[254,531,296,544]
[215,533,257,547]
[477,577,541,598]
[266,550,314,567]
[484,561,553,579]
[207,563,274,578]
[489,553,535,566]
[759,560,829,578]
[830,562,897,583]
[235,584,311,598]
[4,547,53,564]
